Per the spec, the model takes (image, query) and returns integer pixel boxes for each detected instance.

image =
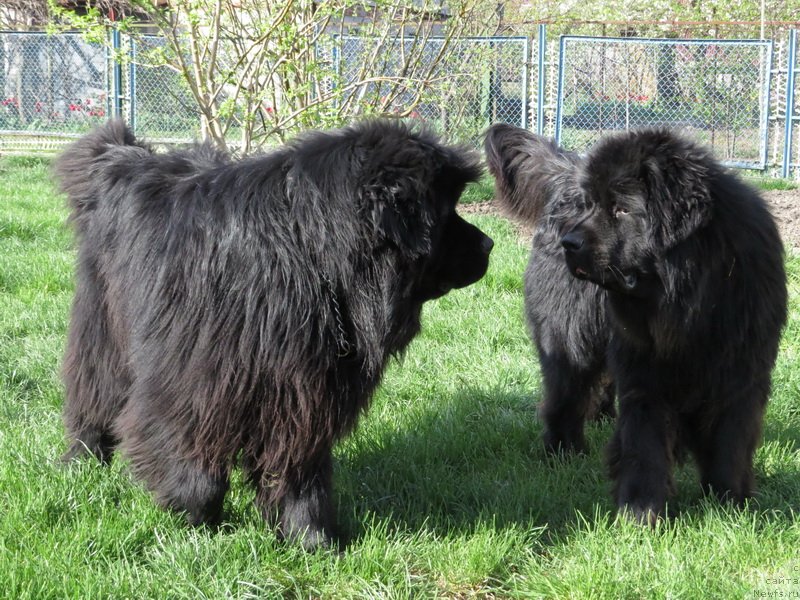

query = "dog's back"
[54,119,151,235]
[54,120,230,236]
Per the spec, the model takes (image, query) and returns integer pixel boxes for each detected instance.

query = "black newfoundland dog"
[486,125,787,522]
[56,119,493,548]
[484,124,614,455]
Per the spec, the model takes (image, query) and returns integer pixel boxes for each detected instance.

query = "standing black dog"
[487,125,787,523]
[484,124,614,455]
[56,119,493,548]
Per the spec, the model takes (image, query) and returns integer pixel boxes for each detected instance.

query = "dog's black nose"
[481,235,494,254]
[561,231,584,252]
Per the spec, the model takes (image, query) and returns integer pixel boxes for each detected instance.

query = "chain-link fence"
[130,35,198,142]
[555,36,772,168]
[528,23,799,178]
[124,35,530,146]
[332,36,528,144]
[0,27,798,178]
[770,29,799,179]
[0,32,108,153]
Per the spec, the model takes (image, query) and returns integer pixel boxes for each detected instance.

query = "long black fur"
[56,119,493,548]
[484,124,614,455]
[490,125,787,523]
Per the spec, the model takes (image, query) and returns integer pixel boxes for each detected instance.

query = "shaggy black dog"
[488,125,787,523]
[56,119,493,548]
[484,124,614,455]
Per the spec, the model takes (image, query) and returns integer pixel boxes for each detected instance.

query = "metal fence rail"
[555,36,773,169]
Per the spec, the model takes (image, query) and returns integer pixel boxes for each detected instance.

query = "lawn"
[0,156,799,598]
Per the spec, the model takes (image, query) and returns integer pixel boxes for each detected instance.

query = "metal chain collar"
[321,273,353,357]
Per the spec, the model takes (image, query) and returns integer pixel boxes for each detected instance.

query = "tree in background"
[500,0,797,36]
[52,0,499,153]
[1,1,49,28]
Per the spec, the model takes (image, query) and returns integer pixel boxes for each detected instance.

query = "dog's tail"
[484,124,577,225]
[54,118,146,233]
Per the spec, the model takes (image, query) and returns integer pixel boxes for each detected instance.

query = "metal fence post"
[128,36,136,132]
[111,27,123,119]
[536,24,546,135]
[781,29,797,178]
[521,35,529,129]
[760,41,774,170]
[554,35,567,143]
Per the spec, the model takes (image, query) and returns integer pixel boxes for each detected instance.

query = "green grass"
[462,174,496,204]
[1,156,799,598]
[744,176,799,191]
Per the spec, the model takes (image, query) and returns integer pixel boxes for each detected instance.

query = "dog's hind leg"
[158,460,229,527]
[117,397,230,526]
[588,371,616,421]
[61,265,128,464]
[538,351,603,455]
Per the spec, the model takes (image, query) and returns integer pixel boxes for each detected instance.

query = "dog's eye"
[612,205,629,218]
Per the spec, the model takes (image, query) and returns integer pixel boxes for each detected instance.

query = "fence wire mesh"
[0,28,797,178]
[556,36,772,168]
[129,35,529,147]
[332,36,528,144]
[130,36,199,142]
[0,32,108,153]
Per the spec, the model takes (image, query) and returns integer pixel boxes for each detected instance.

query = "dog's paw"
[543,430,587,457]
[617,502,665,527]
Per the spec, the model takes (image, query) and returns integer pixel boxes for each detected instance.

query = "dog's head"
[354,121,493,300]
[560,129,716,295]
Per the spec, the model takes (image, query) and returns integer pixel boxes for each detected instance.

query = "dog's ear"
[362,161,441,258]
[360,126,481,258]
[484,124,578,224]
[637,131,714,249]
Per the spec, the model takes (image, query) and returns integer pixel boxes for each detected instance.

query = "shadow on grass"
[334,386,800,546]
[53,386,799,546]
[334,386,617,545]
[755,418,800,513]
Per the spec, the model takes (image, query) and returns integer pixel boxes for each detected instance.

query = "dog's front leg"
[252,449,335,551]
[607,393,675,525]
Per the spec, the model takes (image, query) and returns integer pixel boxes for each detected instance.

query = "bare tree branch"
[54,0,500,151]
